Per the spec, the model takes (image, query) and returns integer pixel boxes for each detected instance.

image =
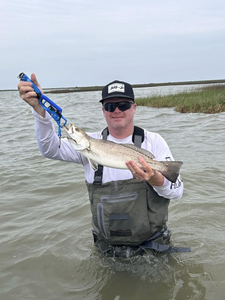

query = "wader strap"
[140,240,191,253]
[132,126,144,147]
[93,128,108,185]
[139,229,191,253]
[93,126,144,185]
[93,230,191,256]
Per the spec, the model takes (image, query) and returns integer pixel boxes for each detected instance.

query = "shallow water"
[1,85,225,299]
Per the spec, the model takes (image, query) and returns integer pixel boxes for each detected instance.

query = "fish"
[63,123,183,183]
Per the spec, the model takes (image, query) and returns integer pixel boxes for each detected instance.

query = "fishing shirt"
[33,110,183,200]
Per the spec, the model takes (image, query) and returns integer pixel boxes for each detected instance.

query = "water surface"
[1,85,225,299]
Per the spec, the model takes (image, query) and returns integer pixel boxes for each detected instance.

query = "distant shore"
[3,79,225,93]
[4,79,225,113]
[43,79,225,94]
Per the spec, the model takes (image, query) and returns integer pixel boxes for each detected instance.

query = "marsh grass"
[135,85,225,114]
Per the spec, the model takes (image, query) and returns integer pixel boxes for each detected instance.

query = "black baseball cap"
[100,80,135,103]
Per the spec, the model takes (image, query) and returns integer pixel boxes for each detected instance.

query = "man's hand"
[17,73,45,117]
[126,156,165,186]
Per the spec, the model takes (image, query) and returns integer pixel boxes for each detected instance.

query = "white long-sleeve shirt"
[33,110,183,200]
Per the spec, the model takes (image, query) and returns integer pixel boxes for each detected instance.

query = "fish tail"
[159,161,183,183]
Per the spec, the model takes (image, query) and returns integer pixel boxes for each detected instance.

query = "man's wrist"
[147,171,164,186]
[33,104,46,118]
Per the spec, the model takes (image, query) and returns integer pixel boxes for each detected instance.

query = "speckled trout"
[63,123,183,183]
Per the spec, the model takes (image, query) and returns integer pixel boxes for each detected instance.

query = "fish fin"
[121,144,155,159]
[88,159,98,171]
[159,161,183,183]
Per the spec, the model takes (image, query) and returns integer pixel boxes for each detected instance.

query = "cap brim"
[99,94,135,103]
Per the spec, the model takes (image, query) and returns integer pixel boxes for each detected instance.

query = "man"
[18,74,183,258]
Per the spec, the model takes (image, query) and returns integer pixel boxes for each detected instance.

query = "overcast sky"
[1,0,225,89]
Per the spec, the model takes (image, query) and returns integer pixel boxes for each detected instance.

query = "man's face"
[102,98,137,130]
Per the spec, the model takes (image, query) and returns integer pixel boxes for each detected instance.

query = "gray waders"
[86,127,190,258]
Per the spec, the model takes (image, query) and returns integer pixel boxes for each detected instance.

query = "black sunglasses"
[103,101,134,112]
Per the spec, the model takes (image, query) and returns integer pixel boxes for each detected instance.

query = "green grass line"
[135,85,225,114]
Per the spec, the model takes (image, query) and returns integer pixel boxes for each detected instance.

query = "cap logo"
[108,83,125,94]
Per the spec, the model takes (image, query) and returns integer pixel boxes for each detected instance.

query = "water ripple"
[0,89,224,299]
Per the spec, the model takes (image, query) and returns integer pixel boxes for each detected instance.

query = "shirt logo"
[108,83,125,94]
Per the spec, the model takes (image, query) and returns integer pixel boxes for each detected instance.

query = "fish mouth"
[63,124,69,132]
[63,125,78,144]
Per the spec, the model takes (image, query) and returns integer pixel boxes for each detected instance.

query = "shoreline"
[2,79,225,93]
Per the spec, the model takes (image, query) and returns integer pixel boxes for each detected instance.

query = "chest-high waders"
[86,127,191,258]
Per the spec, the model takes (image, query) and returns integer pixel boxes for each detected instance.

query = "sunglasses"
[103,101,134,112]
